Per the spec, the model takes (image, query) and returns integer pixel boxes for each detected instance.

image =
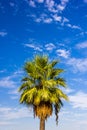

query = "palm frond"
[49,69,64,79]
[35,55,48,69]
[55,88,68,100]
[56,78,66,87]
[18,82,30,92]
[44,79,57,88]
[50,60,59,67]
[20,87,37,103]
[18,55,68,124]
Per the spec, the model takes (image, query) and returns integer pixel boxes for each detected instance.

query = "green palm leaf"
[18,55,68,128]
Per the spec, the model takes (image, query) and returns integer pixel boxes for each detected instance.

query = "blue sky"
[0,0,87,130]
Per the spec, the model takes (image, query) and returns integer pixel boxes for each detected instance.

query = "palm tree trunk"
[40,117,45,130]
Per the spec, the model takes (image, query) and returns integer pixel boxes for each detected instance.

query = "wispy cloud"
[0,70,23,88]
[28,0,70,25]
[26,0,83,33]
[10,95,18,100]
[8,88,19,100]
[9,1,19,15]
[58,0,69,11]
[46,0,69,13]
[76,31,87,37]
[67,58,87,72]
[0,106,33,125]
[37,0,44,3]
[61,17,69,25]
[8,89,18,95]
[64,88,75,94]
[45,0,56,13]
[0,69,6,73]
[76,41,87,49]
[35,13,53,24]
[0,77,17,88]
[66,23,81,30]
[52,14,62,22]
[43,18,53,23]
[0,121,13,126]
[25,43,43,51]
[29,0,36,7]
[45,43,56,51]
[2,107,32,119]
[57,4,65,11]
[56,49,70,58]
[69,91,87,109]
[0,31,7,37]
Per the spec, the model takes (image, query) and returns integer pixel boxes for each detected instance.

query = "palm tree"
[18,55,68,130]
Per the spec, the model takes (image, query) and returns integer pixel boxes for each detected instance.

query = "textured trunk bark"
[40,117,45,130]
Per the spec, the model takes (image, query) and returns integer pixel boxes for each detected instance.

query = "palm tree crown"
[19,55,68,130]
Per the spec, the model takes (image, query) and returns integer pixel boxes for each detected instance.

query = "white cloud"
[63,17,69,23]
[76,41,87,49]
[43,18,53,23]
[29,0,36,7]
[45,43,56,51]
[0,69,6,73]
[8,88,19,100]
[25,43,35,48]
[69,91,87,109]
[0,31,7,37]
[66,24,81,30]
[0,77,16,88]
[35,13,53,23]
[25,0,71,28]
[79,31,87,36]
[0,70,23,88]
[61,17,69,26]
[67,58,87,72]
[0,106,33,126]
[46,0,55,9]
[65,88,75,94]
[53,14,62,22]
[0,106,32,121]
[46,0,58,13]
[48,8,58,13]
[35,18,42,22]
[0,121,13,126]
[57,4,65,11]
[61,0,69,3]
[37,0,44,3]
[10,96,18,100]
[8,89,18,95]
[45,0,69,13]
[0,107,12,112]
[72,25,81,30]
[28,0,70,25]
[58,0,69,11]
[13,69,23,76]
[25,43,42,51]
[56,49,70,58]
